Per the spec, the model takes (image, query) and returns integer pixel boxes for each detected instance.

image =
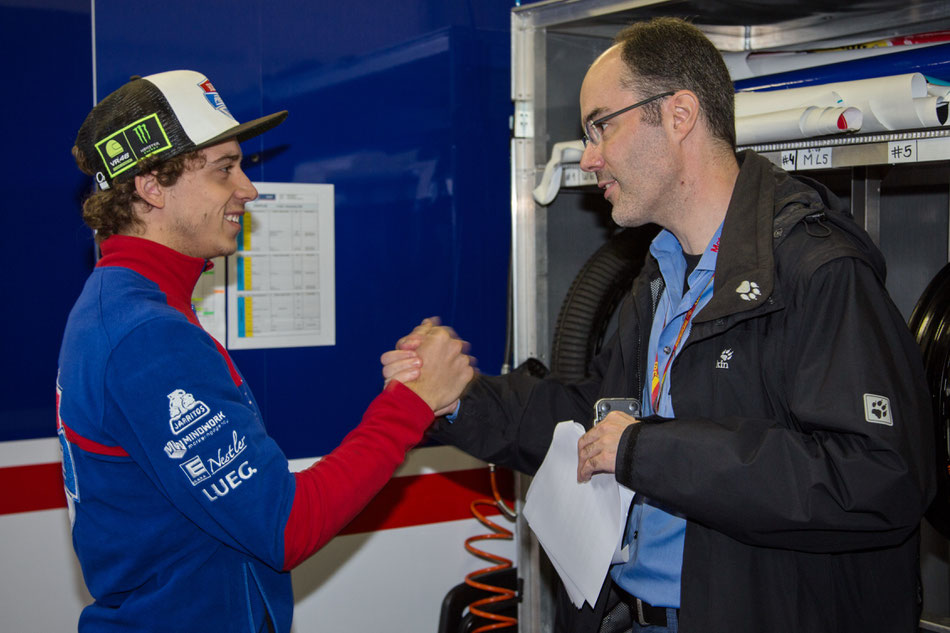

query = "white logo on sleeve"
[181,455,212,485]
[736,280,761,301]
[863,394,893,426]
[164,439,187,459]
[168,388,211,434]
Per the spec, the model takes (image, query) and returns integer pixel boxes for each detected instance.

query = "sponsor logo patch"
[181,455,211,485]
[168,388,211,435]
[207,431,247,475]
[174,410,228,452]
[164,439,187,459]
[863,394,893,426]
[198,79,235,120]
[94,113,172,179]
[201,461,258,502]
[179,431,247,487]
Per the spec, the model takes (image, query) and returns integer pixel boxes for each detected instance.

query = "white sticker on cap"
[144,70,239,146]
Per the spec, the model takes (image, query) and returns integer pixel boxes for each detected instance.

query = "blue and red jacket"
[57,235,433,632]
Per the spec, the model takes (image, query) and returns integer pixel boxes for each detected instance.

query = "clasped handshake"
[380,319,639,483]
[381,318,474,416]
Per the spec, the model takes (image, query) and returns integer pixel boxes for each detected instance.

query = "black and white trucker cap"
[74,70,288,190]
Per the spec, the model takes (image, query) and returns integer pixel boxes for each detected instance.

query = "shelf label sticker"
[796,147,832,170]
[887,140,918,163]
[780,151,797,171]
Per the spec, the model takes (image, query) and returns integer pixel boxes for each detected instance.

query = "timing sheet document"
[523,421,635,608]
[226,182,335,349]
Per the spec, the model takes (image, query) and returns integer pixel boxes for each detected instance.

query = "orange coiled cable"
[464,464,517,632]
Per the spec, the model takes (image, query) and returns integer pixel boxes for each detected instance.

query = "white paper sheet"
[226,182,336,349]
[523,421,635,608]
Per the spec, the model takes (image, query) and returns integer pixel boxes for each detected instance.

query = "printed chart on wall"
[226,182,335,349]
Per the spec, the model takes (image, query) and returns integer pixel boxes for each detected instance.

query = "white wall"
[0,443,517,632]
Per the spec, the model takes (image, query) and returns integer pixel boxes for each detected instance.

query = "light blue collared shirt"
[609,223,722,608]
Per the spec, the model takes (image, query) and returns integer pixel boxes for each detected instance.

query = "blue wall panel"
[78,0,514,458]
[0,0,94,441]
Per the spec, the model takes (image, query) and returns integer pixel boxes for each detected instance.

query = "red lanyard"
[650,276,714,411]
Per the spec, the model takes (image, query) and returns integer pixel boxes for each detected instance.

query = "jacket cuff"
[615,424,640,487]
[615,416,662,487]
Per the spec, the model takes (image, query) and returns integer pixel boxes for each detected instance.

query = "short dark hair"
[614,17,735,151]
[72,149,204,243]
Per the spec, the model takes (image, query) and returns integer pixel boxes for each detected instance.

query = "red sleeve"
[282,381,434,569]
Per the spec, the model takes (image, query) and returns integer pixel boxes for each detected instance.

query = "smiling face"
[153,139,257,259]
[579,47,675,229]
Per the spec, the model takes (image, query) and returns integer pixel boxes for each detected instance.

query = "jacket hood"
[776,168,887,283]
[696,150,885,324]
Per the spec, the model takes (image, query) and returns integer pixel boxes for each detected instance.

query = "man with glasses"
[383,17,933,633]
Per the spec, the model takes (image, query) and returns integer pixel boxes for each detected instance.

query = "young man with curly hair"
[59,70,474,633]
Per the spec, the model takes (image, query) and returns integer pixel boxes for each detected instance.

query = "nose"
[579,142,603,173]
[235,166,258,202]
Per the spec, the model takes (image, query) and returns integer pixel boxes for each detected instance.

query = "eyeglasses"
[582,91,675,147]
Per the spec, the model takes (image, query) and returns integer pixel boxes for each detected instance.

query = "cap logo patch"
[198,79,235,120]
[105,139,124,158]
[94,113,172,179]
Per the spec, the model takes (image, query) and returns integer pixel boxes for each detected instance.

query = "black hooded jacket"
[431,151,935,633]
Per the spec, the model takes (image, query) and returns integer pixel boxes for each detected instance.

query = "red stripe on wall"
[0,462,515,533]
[340,467,515,535]
[0,463,67,515]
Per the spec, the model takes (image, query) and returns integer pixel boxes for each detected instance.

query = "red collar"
[97,235,211,317]
[96,235,243,387]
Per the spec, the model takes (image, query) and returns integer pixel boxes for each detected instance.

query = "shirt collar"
[97,235,210,310]
[650,223,723,299]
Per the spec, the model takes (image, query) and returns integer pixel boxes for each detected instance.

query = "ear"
[134,171,165,210]
[665,90,700,143]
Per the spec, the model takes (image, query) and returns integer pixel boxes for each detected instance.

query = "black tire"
[550,227,656,382]
[909,262,950,539]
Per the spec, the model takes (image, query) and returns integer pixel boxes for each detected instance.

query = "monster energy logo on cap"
[133,123,150,144]
[94,113,173,179]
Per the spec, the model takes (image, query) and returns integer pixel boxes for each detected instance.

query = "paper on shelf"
[914,96,949,127]
[735,90,845,118]
[736,105,862,145]
[735,73,949,144]
[523,421,635,608]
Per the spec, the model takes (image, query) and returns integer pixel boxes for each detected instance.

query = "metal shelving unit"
[744,128,950,170]
[509,2,950,630]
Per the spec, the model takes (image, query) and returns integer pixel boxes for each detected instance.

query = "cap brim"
[195,110,288,151]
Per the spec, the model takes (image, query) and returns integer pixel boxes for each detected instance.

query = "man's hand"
[382,318,474,415]
[577,410,638,482]
[380,319,433,385]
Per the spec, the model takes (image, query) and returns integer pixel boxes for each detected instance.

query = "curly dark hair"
[71,149,205,242]
[614,17,736,152]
